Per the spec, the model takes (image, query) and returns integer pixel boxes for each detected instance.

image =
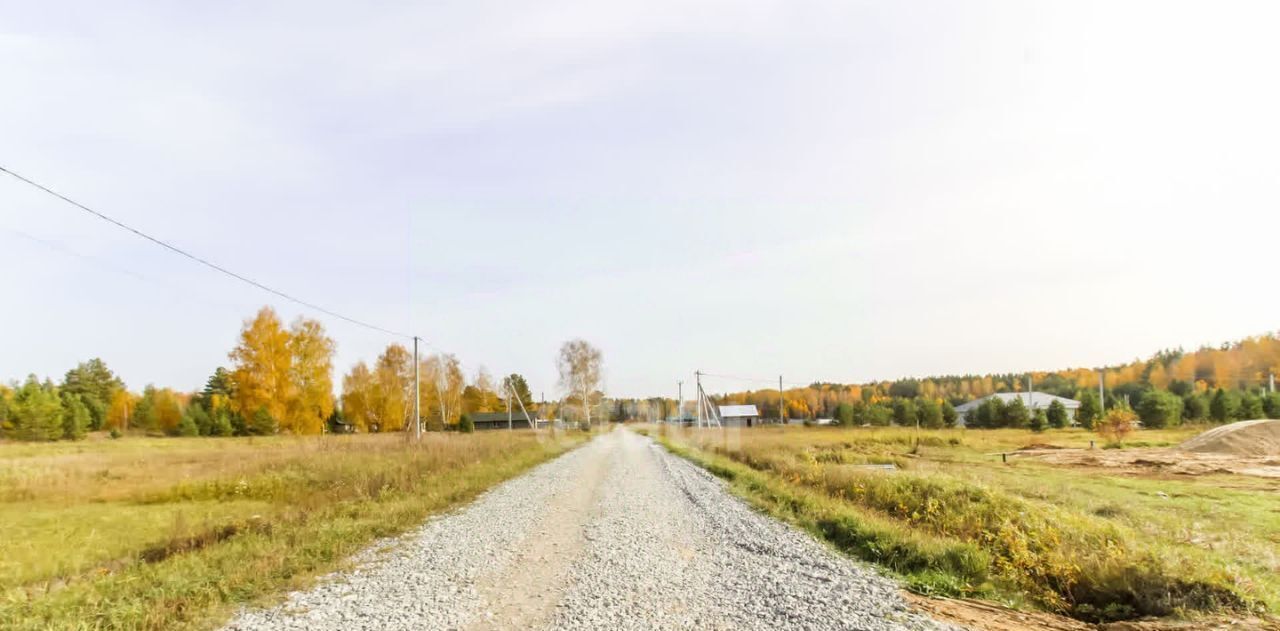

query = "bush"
[1137,390,1182,428]
[108,427,122,439]
[1097,408,1138,445]
[861,404,893,427]
[1029,409,1047,432]
[458,413,475,433]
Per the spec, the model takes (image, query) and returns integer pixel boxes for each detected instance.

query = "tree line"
[0,307,540,441]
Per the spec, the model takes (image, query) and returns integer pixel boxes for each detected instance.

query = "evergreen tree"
[61,394,90,440]
[61,358,124,431]
[176,412,200,436]
[834,402,856,426]
[916,398,944,429]
[1183,394,1210,421]
[941,401,958,428]
[1137,390,1182,428]
[1076,390,1101,429]
[1004,397,1030,428]
[246,406,278,435]
[1046,400,1069,428]
[458,413,475,433]
[11,376,64,441]
[1264,392,1280,419]
[891,398,916,426]
[1210,388,1238,423]
[1029,409,1047,432]
[1240,393,1264,419]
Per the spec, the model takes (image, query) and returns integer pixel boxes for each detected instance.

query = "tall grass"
[0,430,585,630]
[653,425,1268,622]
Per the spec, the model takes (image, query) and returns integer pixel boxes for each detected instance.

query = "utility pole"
[1271,372,1275,394]
[779,375,785,425]
[413,336,421,439]
[507,379,513,431]
[695,371,703,428]
[1099,370,1106,413]
[677,380,683,424]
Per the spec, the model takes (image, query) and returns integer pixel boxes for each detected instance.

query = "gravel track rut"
[225,429,956,631]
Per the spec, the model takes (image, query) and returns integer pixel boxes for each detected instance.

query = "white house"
[718,405,761,427]
[953,392,1080,427]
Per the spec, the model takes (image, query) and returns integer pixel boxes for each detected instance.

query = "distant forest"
[612,332,1280,429]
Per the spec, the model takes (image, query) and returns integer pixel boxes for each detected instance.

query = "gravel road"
[225,429,957,631]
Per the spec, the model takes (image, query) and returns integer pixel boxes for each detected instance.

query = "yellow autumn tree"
[285,317,335,434]
[229,307,293,423]
[105,389,139,431]
[372,343,413,432]
[341,361,375,432]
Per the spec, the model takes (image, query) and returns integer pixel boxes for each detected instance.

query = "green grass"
[647,424,1277,623]
[0,430,586,630]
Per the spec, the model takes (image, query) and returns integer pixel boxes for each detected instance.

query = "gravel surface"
[225,429,959,631]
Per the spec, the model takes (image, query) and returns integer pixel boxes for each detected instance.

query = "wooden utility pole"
[413,336,421,439]
[779,375,785,425]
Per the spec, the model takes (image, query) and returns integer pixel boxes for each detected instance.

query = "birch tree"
[557,339,602,427]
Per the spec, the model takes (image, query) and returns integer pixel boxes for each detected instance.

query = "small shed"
[718,405,761,427]
[468,411,533,430]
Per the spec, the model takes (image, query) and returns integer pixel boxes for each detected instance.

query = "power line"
[0,165,413,339]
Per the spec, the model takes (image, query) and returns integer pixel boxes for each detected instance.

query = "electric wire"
[0,165,414,340]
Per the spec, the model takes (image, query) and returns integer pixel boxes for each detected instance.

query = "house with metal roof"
[718,404,761,427]
[468,411,534,430]
[953,392,1080,427]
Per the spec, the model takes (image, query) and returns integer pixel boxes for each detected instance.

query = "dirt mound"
[1179,420,1280,457]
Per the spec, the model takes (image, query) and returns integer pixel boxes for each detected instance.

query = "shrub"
[1096,408,1138,445]
[892,399,916,427]
[1029,409,1047,433]
[835,402,856,426]
[458,413,475,433]
[1137,390,1182,428]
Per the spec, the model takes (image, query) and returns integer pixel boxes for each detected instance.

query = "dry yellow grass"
[0,429,586,630]
[649,424,1278,623]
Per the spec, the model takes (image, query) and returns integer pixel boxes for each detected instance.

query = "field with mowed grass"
[646,424,1280,624]
[0,430,586,630]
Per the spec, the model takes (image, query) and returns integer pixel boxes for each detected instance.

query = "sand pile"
[1179,419,1280,457]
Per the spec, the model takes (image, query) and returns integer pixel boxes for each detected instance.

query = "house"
[468,411,534,430]
[953,392,1081,427]
[718,404,761,427]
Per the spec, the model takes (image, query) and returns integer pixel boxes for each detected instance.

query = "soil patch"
[1179,420,1280,457]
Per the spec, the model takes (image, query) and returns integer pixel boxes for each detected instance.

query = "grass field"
[647,424,1280,623]
[0,430,586,630]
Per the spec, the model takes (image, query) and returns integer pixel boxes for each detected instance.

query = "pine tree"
[12,376,64,441]
[1046,399,1069,428]
[1076,390,1101,429]
[61,394,90,440]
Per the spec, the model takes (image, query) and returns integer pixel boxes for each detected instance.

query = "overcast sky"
[2,1,1278,398]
